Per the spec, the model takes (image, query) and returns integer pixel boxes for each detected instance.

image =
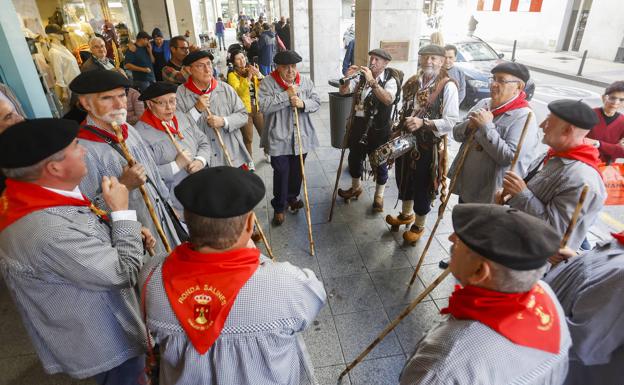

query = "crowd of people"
[0,17,623,385]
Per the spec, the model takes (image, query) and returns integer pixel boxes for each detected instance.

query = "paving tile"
[324,274,383,315]
[369,268,427,308]
[0,294,36,359]
[357,240,412,272]
[273,245,322,278]
[333,308,403,362]
[303,315,344,367]
[401,236,450,268]
[0,355,95,385]
[418,264,458,300]
[386,300,442,355]
[347,217,397,245]
[317,248,367,278]
[348,354,406,385]
[314,365,352,385]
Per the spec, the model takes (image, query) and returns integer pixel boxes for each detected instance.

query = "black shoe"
[288,200,304,212]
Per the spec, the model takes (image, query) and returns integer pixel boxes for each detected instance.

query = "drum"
[369,133,417,169]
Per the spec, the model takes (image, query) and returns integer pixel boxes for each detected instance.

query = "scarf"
[544,144,602,175]
[490,91,530,117]
[270,70,300,90]
[77,121,129,143]
[611,231,624,245]
[0,179,107,232]
[184,76,217,95]
[139,109,182,138]
[161,243,260,354]
[441,283,560,354]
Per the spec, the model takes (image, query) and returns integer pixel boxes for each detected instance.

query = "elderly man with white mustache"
[69,70,182,254]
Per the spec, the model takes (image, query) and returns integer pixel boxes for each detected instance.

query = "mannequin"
[45,24,80,105]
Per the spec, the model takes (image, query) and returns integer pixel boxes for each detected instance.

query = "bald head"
[0,98,24,134]
[89,37,107,60]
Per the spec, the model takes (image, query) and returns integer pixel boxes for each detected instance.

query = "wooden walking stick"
[161,120,192,164]
[293,106,316,256]
[337,267,451,383]
[550,184,589,267]
[111,122,172,253]
[208,112,276,260]
[509,112,533,172]
[407,129,477,287]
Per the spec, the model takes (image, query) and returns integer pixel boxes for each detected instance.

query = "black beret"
[139,81,179,101]
[547,99,599,130]
[0,118,79,168]
[182,50,214,66]
[491,62,530,83]
[368,48,392,61]
[45,24,62,35]
[69,70,131,94]
[452,204,560,271]
[418,44,445,57]
[274,50,302,65]
[175,166,265,218]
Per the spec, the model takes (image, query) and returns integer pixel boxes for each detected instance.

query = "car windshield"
[456,42,499,61]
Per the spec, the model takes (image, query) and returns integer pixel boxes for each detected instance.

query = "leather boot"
[385,213,415,232]
[337,186,363,203]
[288,199,304,212]
[272,212,285,226]
[372,195,383,212]
[403,225,425,246]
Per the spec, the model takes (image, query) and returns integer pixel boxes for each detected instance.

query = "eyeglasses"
[151,98,177,107]
[488,77,520,85]
[606,95,624,103]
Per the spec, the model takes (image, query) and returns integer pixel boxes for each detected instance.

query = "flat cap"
[0,118,79,168]
[45,24,62,35]
[418,44,445,57]
[69,70,131,94]
[548,99,599,130]
[182,50,214,66]
[175,166,265,218]
[274,50,302,65]
[491,62,530,83]
[452,204,560,271]
[368,48,392,61]
[139,81,178,101]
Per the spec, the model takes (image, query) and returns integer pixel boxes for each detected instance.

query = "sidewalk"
[489,42,624,87]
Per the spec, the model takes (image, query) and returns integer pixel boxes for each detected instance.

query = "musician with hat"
[140,166,326,384]
[501,99,606,251]
[134,81,212,201]
[337,48,401,212]
[449,62,539,203]
[385,44,459,244]
[258,50,320,226]
[69,70,183,255]
[400,204,571,384]
[175,50,253,169]
[0,118,153,384]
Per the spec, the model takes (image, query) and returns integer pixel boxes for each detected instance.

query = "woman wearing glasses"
[586,81,624,163]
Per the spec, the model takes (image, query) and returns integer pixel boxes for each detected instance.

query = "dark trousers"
[93,355,145,385]
[395,145,434,216]
[347,117,389,185]
[271,154,307,213]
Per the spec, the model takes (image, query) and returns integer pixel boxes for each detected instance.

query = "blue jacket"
[257,31,276,66]
[151,39,171,63]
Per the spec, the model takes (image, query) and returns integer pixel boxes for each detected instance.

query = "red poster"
[530,0,543,12]
[493,0,502,11]
[510,0,519,11]
[477,0,485,11]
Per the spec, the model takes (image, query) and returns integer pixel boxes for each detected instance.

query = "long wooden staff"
[111,122,172,253]
[161,120,192,165]
[552,184,589,267]
[407,129,477,287]
[497,112,533,204]
[208,111,276,260]
[337,268,451,383]
[293,106,316,256]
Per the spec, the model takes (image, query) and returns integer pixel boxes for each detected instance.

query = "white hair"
[2,149,66,181]
[488,260,547,293]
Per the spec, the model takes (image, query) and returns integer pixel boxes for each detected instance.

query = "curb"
[519,62,610,88]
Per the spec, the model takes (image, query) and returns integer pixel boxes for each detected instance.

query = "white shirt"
[348,70,398,117]
[48,42,81,88]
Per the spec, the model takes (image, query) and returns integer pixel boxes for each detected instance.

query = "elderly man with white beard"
[69,70,182,254]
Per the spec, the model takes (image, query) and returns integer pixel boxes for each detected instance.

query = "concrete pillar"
[172,0,200,45]
[289,0,310,72]
[309,0,341,101]
[138,0,173,37]
[278,0,290,18]
[165,0,179,36]
[0,0,51,117]
[355,0,422,77]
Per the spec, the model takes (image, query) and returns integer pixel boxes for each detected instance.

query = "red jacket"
[587,107,624,163]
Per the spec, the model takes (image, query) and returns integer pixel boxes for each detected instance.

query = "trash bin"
[329,92,352,149]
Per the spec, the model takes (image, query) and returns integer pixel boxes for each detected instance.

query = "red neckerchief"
[161,242,260,354]
[270,70,300,90]
[0,179,107,232]
[183,76,217,95]
[611,232,624,245]
[139,109,182,139]
[544,144,602,175]
[77,121,129,143]
[441,283,561,354]
[490,91,530,117]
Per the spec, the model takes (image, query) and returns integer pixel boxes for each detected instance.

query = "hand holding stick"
[550,184,589,267]
[498,111,533,204]
[293,106,316,256]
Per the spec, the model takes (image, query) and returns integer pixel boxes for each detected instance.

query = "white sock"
[401,200,414,216]
[352,177,361,190]
[414,214,426,228]
[375,183,386,198]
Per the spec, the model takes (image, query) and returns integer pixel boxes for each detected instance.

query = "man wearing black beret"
[386,44,459,244]
[400,203,570,384]
[449,62,539,204]
[175,50,253,169]
[0,118,154,384]
[258,50,320,225]
[134,81,211,208]
[501,99,606,251]
[70,70,183,255]
[337,47,402,212]
[140,166,326,384]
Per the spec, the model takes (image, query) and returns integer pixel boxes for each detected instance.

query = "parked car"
[419,36,535,108]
